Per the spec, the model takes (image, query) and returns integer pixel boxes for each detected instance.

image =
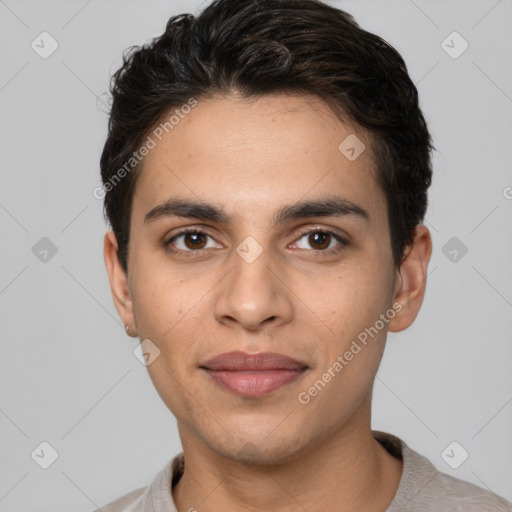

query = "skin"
[104,92,432,511]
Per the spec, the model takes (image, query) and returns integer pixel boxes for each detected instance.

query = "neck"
[172,399,402,512]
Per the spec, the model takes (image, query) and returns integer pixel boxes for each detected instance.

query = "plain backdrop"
[0,0,511,510]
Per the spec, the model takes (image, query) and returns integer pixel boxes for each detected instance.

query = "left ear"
[388,224,432,333]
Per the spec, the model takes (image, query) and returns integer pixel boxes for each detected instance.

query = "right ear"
[103,230,137,337]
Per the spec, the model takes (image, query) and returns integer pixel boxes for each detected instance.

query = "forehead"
[131,92,386,225]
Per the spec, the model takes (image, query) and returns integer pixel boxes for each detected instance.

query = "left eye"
[293,230,346,251]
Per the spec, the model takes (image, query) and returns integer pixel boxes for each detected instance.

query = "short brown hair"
[100,0,434,273]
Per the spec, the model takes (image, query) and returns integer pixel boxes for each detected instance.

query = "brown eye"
[183,232,207,250]
[293,229,347,253]
[308,232,331,250]
[165,229,222,254]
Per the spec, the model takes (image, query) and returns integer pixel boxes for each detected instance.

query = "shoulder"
[373,431,512,512]
[419,469,512,511]
[93,453,183,512]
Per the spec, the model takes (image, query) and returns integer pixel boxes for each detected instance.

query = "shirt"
[96,431,512,511]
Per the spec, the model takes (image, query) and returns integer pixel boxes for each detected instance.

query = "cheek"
[296,264,391,338]
[131,259,202,334]
[130,262,216,367]
[299,268,393,403]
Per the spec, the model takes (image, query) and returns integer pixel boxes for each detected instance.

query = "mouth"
[200,351,309,398]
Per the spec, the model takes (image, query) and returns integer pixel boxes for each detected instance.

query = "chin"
[209,430,310,467]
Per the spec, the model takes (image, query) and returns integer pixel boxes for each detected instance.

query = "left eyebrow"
[273,196,370,225]
[143,195,370,226]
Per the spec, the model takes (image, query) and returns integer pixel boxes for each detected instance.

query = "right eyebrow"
[144,198,228,225]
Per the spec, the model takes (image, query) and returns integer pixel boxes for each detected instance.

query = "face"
[105,92,430,465]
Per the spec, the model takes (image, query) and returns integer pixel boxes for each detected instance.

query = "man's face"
[120,93,401,463]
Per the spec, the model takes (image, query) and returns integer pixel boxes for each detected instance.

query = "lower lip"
[204,369,306,397]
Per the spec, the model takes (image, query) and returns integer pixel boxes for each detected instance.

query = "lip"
[200,351,308,398]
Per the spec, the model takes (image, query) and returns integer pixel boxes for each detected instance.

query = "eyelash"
[164,227,348,258]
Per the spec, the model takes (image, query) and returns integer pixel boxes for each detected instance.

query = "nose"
[214,245,294,332]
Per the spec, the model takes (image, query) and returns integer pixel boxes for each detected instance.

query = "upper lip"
[200,351,308,371]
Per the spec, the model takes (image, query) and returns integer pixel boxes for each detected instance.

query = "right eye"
[164,229,222,254]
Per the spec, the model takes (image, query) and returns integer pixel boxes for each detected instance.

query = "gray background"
[1,0,511,510]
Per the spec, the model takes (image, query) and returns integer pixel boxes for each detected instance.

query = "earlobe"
[103,230,138,337]
[388,225,432,333]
